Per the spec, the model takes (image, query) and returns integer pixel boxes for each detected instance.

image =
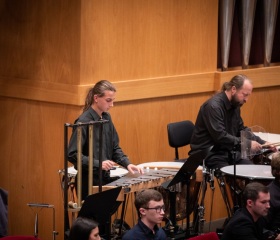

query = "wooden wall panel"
[1,0,280,239]
[1,85,280,239]
[80,0,218,84]
[0,0,81,85]
[0,97,80,238]
[242,87,280,133]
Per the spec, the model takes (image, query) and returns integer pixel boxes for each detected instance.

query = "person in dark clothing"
[267,152,280,235]
[69,217,101,240]
[0,188,8,237]
[68,80,143,200]
[221,182,271,240]
[189,74,275,170]
[122,189,167,240]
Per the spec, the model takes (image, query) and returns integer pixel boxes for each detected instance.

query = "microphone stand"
[185,176,192,238]
[27,203,58,240]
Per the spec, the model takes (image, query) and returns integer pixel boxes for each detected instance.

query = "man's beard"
[231,94,243,108]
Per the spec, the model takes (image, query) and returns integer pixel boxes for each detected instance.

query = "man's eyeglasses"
[144,206,165,213]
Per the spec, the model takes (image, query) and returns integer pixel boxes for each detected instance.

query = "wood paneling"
[0,97,79,237]
[1,66,280,105]
[1,0,280,239]
[0,0,81,85]
[80,0,218,83]
[1,85,280,239]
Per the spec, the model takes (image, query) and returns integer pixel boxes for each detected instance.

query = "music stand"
[78,186,122,240]
[164,147,212,238]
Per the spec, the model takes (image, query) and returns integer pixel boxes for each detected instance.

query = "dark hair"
[135,189,163,212]
[271,152,280,177]
[242,182,269,205]
[221,74,251,91]
[69,217,99,240]
[83,80,116,112]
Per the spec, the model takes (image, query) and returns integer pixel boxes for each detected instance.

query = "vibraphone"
[105,167,179,194]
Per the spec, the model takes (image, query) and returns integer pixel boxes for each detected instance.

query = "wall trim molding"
[1,66,279,105]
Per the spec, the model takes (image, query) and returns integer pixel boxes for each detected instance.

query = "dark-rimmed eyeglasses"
[143,206,165,213]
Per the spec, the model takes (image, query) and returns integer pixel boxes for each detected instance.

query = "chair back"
[187,232,219,240]
[1,236,40,240]
[167,120,194,160]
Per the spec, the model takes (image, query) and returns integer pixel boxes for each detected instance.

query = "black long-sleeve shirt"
[221,208,266,240]
[68,107,130,198]
[189,92,265,169]
[267,180,280,231]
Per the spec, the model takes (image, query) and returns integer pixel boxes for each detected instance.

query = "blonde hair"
[83,80,116,112]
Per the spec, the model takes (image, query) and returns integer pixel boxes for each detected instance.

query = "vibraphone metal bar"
[105,168,179,194]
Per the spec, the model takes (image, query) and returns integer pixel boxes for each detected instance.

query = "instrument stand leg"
[163,187,185,239]
[193,174,207,235]
[215,170,233,219]
[106,218,112,240]
[52,208,59,240]
[28,203,58,240]
[169,191,177,228]
[184,179,196,239]
[207,169,216,233]
[35,213,38,238]
[193,168,214,235]
[116,194,128,239]
[231,148,240,213]
[163,184,193,240]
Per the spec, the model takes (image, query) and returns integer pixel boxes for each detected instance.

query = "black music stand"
[164,147,212,238]
[78,186,122,240]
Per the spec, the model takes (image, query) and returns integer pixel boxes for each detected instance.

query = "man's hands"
[262,141,278,152]
[251,140,263,152]
[102,160,115,171]
[251,141,278,153]
[102,160,144,174]
[127,164,144,174]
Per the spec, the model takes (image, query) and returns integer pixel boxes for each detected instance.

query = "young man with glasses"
[122,189,167,240]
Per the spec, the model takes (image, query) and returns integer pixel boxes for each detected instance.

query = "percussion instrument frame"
[63,120,109,240]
